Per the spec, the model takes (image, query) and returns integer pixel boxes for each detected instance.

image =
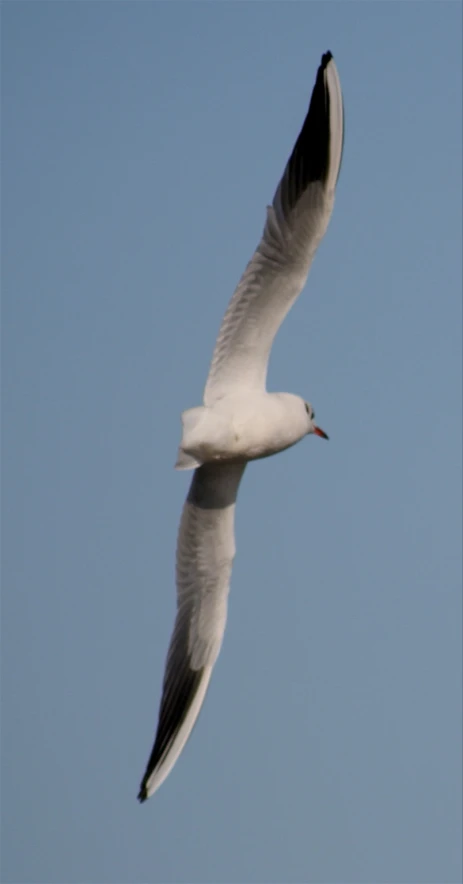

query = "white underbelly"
[178,394,306,466]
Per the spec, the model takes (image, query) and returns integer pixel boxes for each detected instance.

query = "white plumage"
[138,51,344,802]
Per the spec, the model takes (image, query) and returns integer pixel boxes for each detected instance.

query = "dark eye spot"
[305,402,314,419]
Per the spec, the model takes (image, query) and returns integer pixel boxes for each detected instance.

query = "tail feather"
[175,449,202,470]
[175,407,209,470]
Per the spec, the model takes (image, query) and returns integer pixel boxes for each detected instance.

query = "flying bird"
[138,51,344,802]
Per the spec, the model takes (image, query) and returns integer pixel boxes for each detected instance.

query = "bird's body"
[138,51,344,802]
[176,392,311,469]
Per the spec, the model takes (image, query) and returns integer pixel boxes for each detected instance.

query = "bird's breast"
[179,394,306,466]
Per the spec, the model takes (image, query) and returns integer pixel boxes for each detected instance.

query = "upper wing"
[138,462,246,801]
[203,51,344,405]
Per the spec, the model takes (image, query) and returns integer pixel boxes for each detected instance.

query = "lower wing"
[138,462,246,801]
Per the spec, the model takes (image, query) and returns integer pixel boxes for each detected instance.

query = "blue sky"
[2,3,461,883]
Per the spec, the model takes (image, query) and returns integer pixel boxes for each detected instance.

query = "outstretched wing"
[138,462,245,801]
[204,52,344,404]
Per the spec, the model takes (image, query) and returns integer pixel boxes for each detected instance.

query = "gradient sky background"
[2,3,462,883]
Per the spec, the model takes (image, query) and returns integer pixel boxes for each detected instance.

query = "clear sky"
[2,3,462,883]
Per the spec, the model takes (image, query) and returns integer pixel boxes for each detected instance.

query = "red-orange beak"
[313,425,329,440]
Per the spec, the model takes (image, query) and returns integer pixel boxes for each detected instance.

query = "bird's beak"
[313,425,329,440]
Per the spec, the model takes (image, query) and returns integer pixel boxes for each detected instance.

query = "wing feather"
[138,463,245,801]
[203,51,344,404]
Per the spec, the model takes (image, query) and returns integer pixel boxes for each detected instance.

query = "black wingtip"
[136,659,205,805]
[137,784,148,803]
[321,50,333,69]
[281,49,338,212]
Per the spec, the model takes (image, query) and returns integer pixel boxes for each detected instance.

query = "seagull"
[138,51,344,802]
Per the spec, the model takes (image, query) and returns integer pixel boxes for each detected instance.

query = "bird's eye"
[305,402,314,419]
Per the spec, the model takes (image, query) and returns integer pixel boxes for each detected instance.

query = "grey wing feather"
[203,52,344,403]
[138,463,245,801]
